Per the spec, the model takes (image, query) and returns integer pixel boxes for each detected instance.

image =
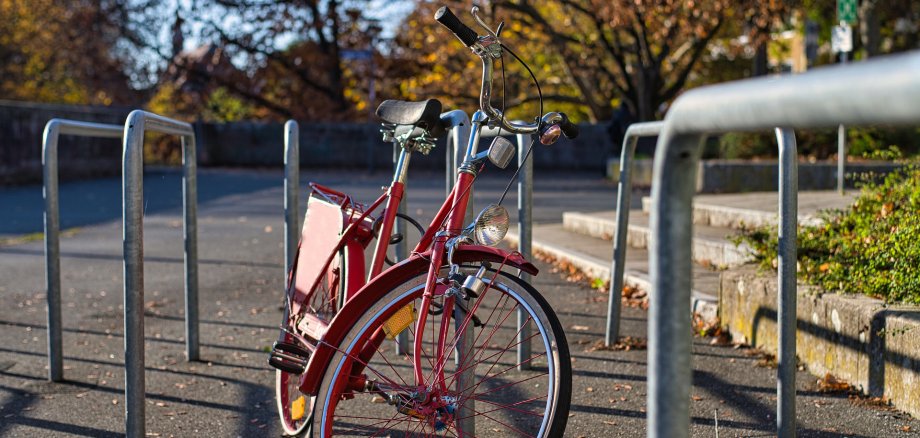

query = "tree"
[183,0,381,121]
[386,1,589,123]
[0,0,159,105]
[389,1,789,123]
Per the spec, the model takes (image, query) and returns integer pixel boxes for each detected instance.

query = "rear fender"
[298,245,537,395]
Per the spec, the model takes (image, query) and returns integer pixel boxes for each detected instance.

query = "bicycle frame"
[292,111,531,396]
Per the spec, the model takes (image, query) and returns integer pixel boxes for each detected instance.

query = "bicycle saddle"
[376,99,443,128]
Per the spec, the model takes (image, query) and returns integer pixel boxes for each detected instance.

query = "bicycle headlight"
[471,204,509,247]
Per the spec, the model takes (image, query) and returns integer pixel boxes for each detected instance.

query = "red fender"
[298,245,537,395]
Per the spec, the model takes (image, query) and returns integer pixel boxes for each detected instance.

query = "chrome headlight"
[471,204,510,247]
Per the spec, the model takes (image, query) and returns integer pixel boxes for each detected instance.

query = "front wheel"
[311,268,571,437]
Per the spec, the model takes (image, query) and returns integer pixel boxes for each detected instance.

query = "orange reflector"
[291,395,306,421]
[383,303,416,339]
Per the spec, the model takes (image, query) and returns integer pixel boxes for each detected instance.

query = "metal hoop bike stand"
[647,52,920,438]
[605,121,663,345]
[42,119,123,382]
[121,110,199,437]
[481,123,533,370]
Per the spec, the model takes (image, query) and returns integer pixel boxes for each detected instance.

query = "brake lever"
[471,6,500,38]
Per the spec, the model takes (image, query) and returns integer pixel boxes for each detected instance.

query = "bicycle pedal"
[268,341,310,375]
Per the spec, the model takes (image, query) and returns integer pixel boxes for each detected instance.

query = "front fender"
[298,245,537,395]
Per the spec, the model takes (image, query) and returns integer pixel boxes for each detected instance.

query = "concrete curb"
[721,266,920,419]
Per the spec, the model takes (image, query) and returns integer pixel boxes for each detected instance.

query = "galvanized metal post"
[123,113,146,438]
[648,52,920,438]
[606,121,663,346]
[455,307,475,436]
[42,119,123,382]
[182,133,199,362]
[838,124,846,194]
[395,141,410,355]
[776,128,799,437]
[284,120,300,279]
[516,133,533,370]
[447,130,456,196]
[441,110,470,196]
[649,131,702,438]
[122,110,199,438]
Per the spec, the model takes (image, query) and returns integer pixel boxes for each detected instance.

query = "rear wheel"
[276,249,346,436]
[311,268,571,437]
[276,337,313,436]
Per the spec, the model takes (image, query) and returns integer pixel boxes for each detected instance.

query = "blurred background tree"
[0,0,161,105]
[1,0,918,159]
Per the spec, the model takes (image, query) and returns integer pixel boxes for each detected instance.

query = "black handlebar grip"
[435,6,479,47]
[558,113,579,139]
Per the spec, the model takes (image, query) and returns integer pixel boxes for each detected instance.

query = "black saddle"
[376,99,443,131]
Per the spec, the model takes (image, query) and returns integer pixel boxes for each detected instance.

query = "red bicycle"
[270,6,577,437]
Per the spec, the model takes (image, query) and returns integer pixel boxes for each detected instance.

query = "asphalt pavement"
[0,167,917,437]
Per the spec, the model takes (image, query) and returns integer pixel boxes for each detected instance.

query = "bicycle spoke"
[460,395,546,418]
[316,272,568,437]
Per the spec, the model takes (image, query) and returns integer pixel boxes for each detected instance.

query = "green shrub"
[732,163,920,304]
[709,127,920,160]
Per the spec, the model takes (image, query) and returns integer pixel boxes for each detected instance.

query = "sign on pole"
[831,24,853,54]
[837,0,858,24]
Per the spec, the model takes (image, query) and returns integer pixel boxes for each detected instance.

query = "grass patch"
[732,163,920,304]
[0,228,80,247]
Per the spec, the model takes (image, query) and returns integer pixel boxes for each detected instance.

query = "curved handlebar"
[434,6,577,140]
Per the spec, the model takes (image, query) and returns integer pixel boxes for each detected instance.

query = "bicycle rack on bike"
[122,110,199,438]
[42,119,124,382]
[647,52,920,438]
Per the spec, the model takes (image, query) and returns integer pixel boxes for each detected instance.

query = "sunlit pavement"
[1,168,917,437]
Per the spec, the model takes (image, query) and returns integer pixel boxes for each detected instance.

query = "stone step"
[640,191,857,230]
[507,223,718,320]
[562,210,752,268]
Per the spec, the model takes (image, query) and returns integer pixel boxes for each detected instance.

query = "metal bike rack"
[444,110,471,195]
[122,110,199,438]
[605,121,663,346]
[480,124,532,370]
[774,127,798,437]
[647,52,920,438]
[284,120,300,278]
[42,119,124,382]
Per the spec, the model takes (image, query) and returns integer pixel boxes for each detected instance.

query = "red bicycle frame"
[292,132,530,396]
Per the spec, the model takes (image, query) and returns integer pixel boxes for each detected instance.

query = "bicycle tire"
[276,247,347,436]
[275,294,313,436]
[310,268,571,437]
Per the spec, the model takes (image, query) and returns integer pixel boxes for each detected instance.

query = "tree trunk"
[859,0,880,58]
[753,41,768,76]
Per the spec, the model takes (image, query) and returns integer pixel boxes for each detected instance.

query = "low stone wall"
[607,158,904,193]
[697,160,904,193]
[0,100,130,185]
[720,266,920,418]
[196,121,613,172]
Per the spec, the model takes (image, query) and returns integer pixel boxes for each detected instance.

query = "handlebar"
[434,6,578,141]
[434,6,479,47]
